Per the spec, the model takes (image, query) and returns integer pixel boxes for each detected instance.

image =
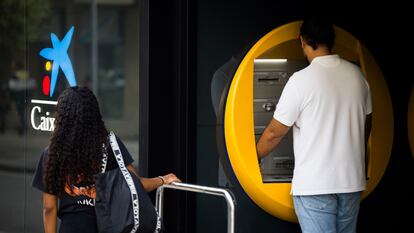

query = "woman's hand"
[159,173,181,185]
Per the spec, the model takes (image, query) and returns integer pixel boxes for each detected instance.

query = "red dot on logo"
[43,75,50,96]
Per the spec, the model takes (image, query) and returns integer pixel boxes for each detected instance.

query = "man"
[256,17,372,233]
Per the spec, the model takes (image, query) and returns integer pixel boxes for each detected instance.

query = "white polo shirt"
[274,55,372,195]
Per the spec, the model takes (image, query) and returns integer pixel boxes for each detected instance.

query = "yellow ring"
[224,21,393,222]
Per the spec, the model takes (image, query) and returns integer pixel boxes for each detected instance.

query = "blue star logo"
[39,26,77,97]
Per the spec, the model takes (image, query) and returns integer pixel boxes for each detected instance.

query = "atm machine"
[253,59,307,182]
[222,21,393,222]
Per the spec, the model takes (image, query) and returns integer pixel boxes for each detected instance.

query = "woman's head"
[54,86,104,131]
[45,86,108,195]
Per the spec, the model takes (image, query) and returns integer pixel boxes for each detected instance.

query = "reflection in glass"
[0,0,140,232]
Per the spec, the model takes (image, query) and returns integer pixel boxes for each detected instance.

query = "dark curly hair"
[45,86,109,195]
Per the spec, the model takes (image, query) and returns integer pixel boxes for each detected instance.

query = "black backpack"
[94,132,161,233]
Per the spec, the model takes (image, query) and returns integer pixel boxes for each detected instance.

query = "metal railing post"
[155,182,236,233]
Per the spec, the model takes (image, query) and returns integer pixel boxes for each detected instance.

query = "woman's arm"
[127,164,181,192]
[43,192,58,233]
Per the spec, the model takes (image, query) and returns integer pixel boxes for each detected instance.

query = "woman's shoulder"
[108,131,125,145]
[40,146,49,159]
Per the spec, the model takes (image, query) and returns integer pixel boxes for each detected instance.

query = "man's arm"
[365,114,372,179]
[256,118,290,159]
[365,114,372,146]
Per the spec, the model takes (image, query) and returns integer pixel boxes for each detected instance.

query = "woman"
[32,86,180,233]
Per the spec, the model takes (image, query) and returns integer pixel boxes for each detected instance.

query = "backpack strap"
[108,131,140,233]
[100,144,108,173]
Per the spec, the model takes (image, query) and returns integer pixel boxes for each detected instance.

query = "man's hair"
[300,16,335,51]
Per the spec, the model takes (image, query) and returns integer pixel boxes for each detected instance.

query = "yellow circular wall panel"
[224,21,393,222]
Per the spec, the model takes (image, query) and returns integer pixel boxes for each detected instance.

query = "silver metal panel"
[254,99,278,132]
[256,133,294,182]
[253,59,307,183]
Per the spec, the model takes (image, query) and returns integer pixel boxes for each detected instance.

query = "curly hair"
[45,86,109,196]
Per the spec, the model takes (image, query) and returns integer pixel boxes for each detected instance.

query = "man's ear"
[299,36,305,49]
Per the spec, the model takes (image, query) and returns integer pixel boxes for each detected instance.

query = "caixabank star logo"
[30,26,77,132]
[40,26,77,96]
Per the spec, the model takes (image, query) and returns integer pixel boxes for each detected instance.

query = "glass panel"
[0,1,28,232]
[1,0,139,232]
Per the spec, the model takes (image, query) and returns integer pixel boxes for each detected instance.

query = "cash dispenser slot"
[258,77,280,82]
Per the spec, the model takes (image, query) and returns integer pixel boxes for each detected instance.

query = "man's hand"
[256,118,290,159]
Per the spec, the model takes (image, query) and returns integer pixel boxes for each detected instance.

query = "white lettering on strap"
[109,132,139,233]
[101,145,108,173]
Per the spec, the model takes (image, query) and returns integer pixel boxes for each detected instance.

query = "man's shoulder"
[289,66,312,82]
[338,58,363,72]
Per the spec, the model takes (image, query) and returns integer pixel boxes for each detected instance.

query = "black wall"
[145,0,414,232]
[141,0,196,232]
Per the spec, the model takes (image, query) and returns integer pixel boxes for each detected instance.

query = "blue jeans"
[293,192,362,233]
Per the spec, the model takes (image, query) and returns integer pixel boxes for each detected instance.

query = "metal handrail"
[155,182,236,233]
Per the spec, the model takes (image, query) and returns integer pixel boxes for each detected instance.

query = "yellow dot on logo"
[45,61,51,71]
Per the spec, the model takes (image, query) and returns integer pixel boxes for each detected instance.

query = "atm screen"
[254,59,307,183]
